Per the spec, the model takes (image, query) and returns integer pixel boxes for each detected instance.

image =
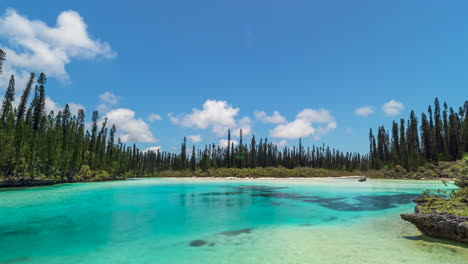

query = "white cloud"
[187,135,202,144]
[69,103,85,115]
[219,139,238,148]
[254,110,286,124]
[296,109,334,123]
[270,108,336,140]
[170,99,251,137]
[270,119,315,139]
[45,97,84,115]
[274,140,288,148]
[97,91,119,113]
[99,91,119,105]
[104,108,156,143]
[148,113,161,122]
[232,116,252,137]
[0,9,115,86]
[355,106,374,117]
[144,146,161,153]
[382,100,404,116]
[45,97,61,114]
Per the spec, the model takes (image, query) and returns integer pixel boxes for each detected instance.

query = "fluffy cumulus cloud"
[45,97,85,115]
[148,113,162,122]
[382,100,404,116]
[254,110,286,124]
[355,106,374,117]
[270,108,336,140]
[187,135,202,144]
[95,92,156,144]
[219,139,238,148]
[0,9,115,86]
[104,108,156,143]
[273,140,288,148]
[169,99,251,137]
[144,146,161,153]
[99,91,119,105]
[270,119,315,139]
[97,91,120,113]
[232,116,251,137]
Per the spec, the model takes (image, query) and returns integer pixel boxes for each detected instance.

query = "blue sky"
[1,0,468,153]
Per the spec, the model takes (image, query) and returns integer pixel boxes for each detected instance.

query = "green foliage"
[417,159,468,217]
[0,49,5,74]
[451,159,468,188]
[154,167,358,178]
[369,98,468,171]
[2,48,468,185]
[417,195,468,217]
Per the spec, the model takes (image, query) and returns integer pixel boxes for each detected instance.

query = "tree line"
[0,70,367,179]
[369,99,468,171]
[2,45,468,180]
[0,48,370,180]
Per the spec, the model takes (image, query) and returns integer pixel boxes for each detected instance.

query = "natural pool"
[0,178,467,264]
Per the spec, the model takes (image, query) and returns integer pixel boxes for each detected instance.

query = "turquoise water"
[1,178,467,264]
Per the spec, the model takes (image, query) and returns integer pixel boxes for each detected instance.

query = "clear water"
[0,178,467,264]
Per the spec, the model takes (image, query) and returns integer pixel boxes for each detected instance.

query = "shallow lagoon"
[1,178,467,264]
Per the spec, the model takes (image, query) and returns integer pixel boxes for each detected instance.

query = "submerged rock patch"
[249,188,418,211]
[321,193,418,211]
[189,240,207,247]
[199,191,242,196]
[1,257,30,263]
[220,228,253,236]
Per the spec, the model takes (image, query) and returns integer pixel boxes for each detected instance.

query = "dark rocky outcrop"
[401,195,468,243]
[0,178,60,188]
[0,177,126,188]
[401,213,468,243]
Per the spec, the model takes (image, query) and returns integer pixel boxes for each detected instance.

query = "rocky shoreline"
[401,213,468,243]
[0,177,126,188]
[401,196,468,243]
[0,178,61,188]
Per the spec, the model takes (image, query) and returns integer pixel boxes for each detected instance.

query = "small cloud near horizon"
[354,106,374,117]
[382,100,404,116]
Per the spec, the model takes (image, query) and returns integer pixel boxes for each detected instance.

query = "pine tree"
[399,119,409,170]
[391,121,400,163]
[250,135,257,168]
[32,73,46,131]
[16,73,35,123]
[434,98,444,156]
[0,49,5,74]
[1,75,15,123]
[226,129,231,168]
[180,137,187,169]
[238,129,243,169]
[420,112,432,161]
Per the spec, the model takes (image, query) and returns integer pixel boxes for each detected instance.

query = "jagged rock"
[401,213,468,243]
[0,178,60,188]
[358,177,366,182]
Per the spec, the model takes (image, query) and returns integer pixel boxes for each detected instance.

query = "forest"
[369,99,468,171]
[1,47,468,181]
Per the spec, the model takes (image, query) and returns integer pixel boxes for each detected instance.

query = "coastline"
[1,175,456,189]
[0,177,125,189]
[154,175,456,181]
